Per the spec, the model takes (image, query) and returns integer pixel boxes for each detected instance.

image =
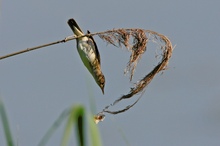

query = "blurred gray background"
[1,0,220,146]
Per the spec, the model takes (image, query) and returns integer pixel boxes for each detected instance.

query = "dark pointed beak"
[101,88,104,94]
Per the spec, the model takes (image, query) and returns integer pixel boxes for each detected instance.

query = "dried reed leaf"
[95,29,173,121]
[99,29,148,81]
[0,26,172,123]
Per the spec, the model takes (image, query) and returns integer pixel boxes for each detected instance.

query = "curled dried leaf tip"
[94,113,105,124]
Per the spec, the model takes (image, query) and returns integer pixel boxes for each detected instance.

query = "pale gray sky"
[1,0,220,146]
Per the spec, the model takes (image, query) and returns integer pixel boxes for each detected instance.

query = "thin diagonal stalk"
[0,36,73,60]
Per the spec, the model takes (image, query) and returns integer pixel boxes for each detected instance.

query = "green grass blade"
[76,107,85,146]
[38,108,70,146]
[88,113,102,146]
[61,106,75,146]
[61,105,85,146]
[0,98,14,146]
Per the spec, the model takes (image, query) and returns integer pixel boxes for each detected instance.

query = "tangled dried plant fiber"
[95,29,173,122]
[98,29,148,81]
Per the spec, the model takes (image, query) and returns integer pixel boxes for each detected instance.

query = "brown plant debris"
[94,113,105,124]
[98,29,148,81]
[95,28,173,123]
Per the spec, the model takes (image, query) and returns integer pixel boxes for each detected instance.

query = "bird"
[67,18,105,94]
